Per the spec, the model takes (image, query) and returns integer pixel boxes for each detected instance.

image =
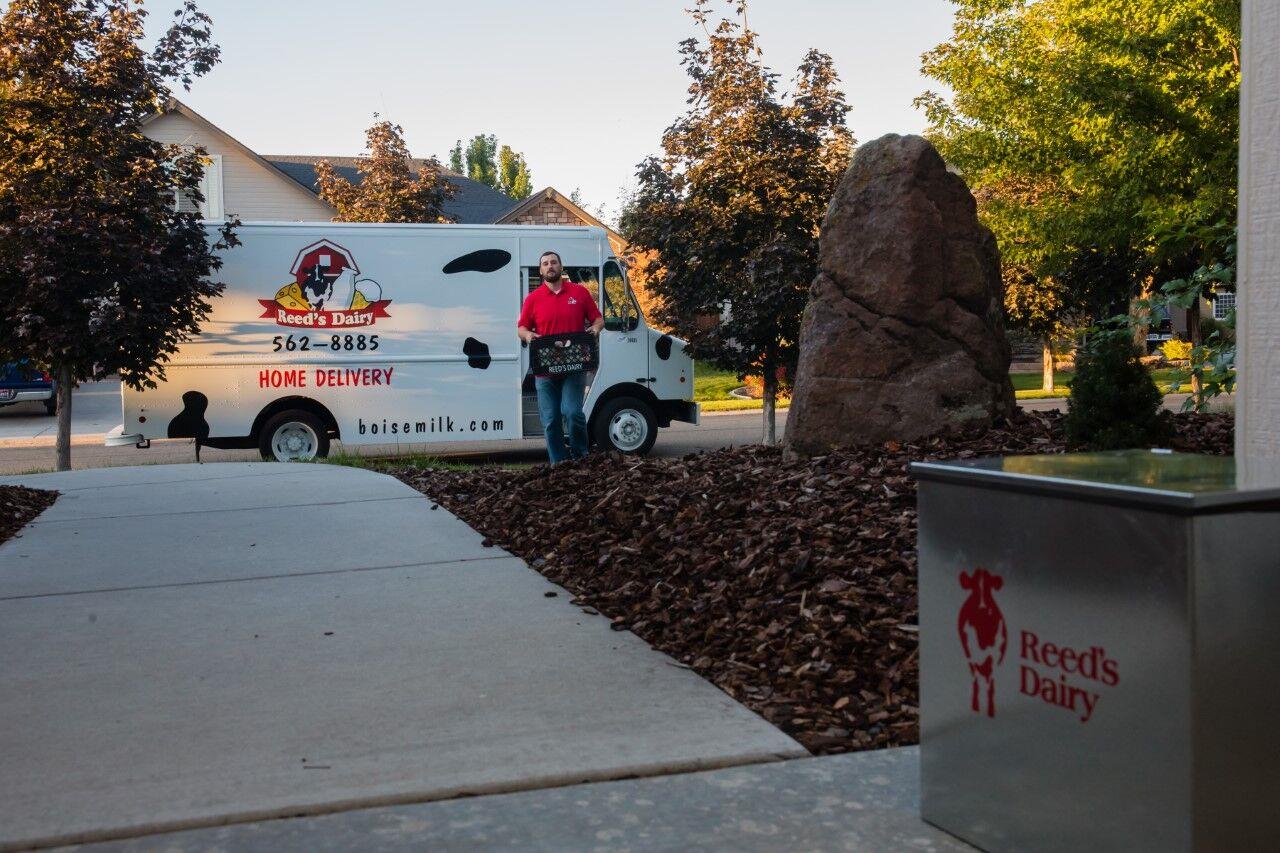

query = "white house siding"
[1239,1,1280,460]
[143,112,335,222]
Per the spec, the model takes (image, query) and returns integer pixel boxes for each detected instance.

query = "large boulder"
[786,134,1015,454]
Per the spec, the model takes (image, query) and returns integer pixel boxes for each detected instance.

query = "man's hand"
[518,326,539,344]
[589,317,605,338]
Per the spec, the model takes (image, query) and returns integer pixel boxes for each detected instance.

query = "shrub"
[1066,329,1172,449]
[1199,315,1235,344]
[1160,338,1193,362]
[743,367,791,401]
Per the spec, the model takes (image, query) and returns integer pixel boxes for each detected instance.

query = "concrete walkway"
[0,463,802,851]
[74,747,975,852]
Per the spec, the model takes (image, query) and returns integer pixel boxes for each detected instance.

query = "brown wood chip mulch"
[0,485,58,547]
[383,411,1233,756]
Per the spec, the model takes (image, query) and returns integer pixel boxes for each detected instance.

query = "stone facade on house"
[506,196,582,227]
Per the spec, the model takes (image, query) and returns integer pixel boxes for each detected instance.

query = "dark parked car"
[0,361,57,415]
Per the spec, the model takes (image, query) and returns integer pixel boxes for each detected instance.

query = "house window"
[175,153,224,220]
[1212,291,1236,321]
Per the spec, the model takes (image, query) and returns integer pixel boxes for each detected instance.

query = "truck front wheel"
[592,396,657,455]
[259,410,330,462]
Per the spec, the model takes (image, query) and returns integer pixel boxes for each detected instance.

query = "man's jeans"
[534,372,588,464]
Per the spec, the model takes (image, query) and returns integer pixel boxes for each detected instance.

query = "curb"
[0,433,109,449]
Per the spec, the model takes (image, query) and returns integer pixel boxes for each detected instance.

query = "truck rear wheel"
[592,396,657,456]
[259,410,330,462]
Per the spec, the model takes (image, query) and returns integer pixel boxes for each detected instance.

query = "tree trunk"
[1130,279,1154,351]
[55,364,73,472]
[1187,298,1204,410]
[761,371,777,446]
[1041,337,1055,393]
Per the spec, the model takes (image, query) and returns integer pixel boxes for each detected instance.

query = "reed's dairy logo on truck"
[957,568,1122,723]
[259,240,392,328]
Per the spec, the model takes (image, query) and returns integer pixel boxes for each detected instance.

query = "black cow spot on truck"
[655,334,673,361]
[463,337,492,369]
[443,250,512,275]
[168,390,210,462]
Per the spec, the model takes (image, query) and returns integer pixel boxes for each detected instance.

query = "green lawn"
[694,363,1190,409]
[1010,371,1074,392]
[693,363,742,402]
[1010,368,1183,396]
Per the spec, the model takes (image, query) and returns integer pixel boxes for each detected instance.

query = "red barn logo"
[958,568,1007,717]
[259,240,391,328]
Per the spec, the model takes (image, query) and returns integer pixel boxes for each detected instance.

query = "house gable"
[497,188,627,255]
[142,105,335,221]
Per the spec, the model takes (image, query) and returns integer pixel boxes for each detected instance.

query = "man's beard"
[544,271,562,283]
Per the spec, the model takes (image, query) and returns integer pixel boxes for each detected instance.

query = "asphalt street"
[0,378,1224,474]
[0,378,783,473]
[0,376,125,441]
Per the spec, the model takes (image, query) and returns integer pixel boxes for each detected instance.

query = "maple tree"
[316,118,456,223]
[622,0,852,444]
[0,0,237,470]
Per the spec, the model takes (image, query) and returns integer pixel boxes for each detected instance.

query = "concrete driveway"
[0,463,802,850]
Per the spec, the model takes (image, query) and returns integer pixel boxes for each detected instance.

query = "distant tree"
[498,145,532,200]
[1003,265,1074,393]
[455,134,532,198]
[621,0,852,445]
[463,134,499,189]
[0,0,237,471]
[315,118,457,223]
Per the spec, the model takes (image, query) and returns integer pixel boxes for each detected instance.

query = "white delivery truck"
[106,222,698,460]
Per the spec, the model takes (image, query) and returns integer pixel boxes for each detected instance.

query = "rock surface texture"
[787,134,1015,454]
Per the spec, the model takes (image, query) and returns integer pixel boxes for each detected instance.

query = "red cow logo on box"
[958,568,1007,717]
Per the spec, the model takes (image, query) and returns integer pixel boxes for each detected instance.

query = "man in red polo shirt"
[518,250,604,463]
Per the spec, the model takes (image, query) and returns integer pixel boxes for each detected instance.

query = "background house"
[143,99,660,322]
[142,99,628,248]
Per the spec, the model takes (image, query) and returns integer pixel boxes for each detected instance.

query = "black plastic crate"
[530,332,599,376]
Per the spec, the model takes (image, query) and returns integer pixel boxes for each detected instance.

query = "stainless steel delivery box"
[911,450,1280,852]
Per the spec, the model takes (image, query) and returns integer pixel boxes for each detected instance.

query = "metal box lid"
[911,450,1280,513]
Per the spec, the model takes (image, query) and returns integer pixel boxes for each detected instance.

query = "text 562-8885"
[271,334,379,353]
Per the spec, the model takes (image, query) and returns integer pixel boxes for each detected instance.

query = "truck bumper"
[105,424,148,448]
[662,400,700,426]
[0,389,53,404]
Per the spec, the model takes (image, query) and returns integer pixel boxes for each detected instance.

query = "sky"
[147,0,957,223]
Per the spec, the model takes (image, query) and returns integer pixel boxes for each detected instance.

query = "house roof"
[264,155,519,224]
[145,99,599,229]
